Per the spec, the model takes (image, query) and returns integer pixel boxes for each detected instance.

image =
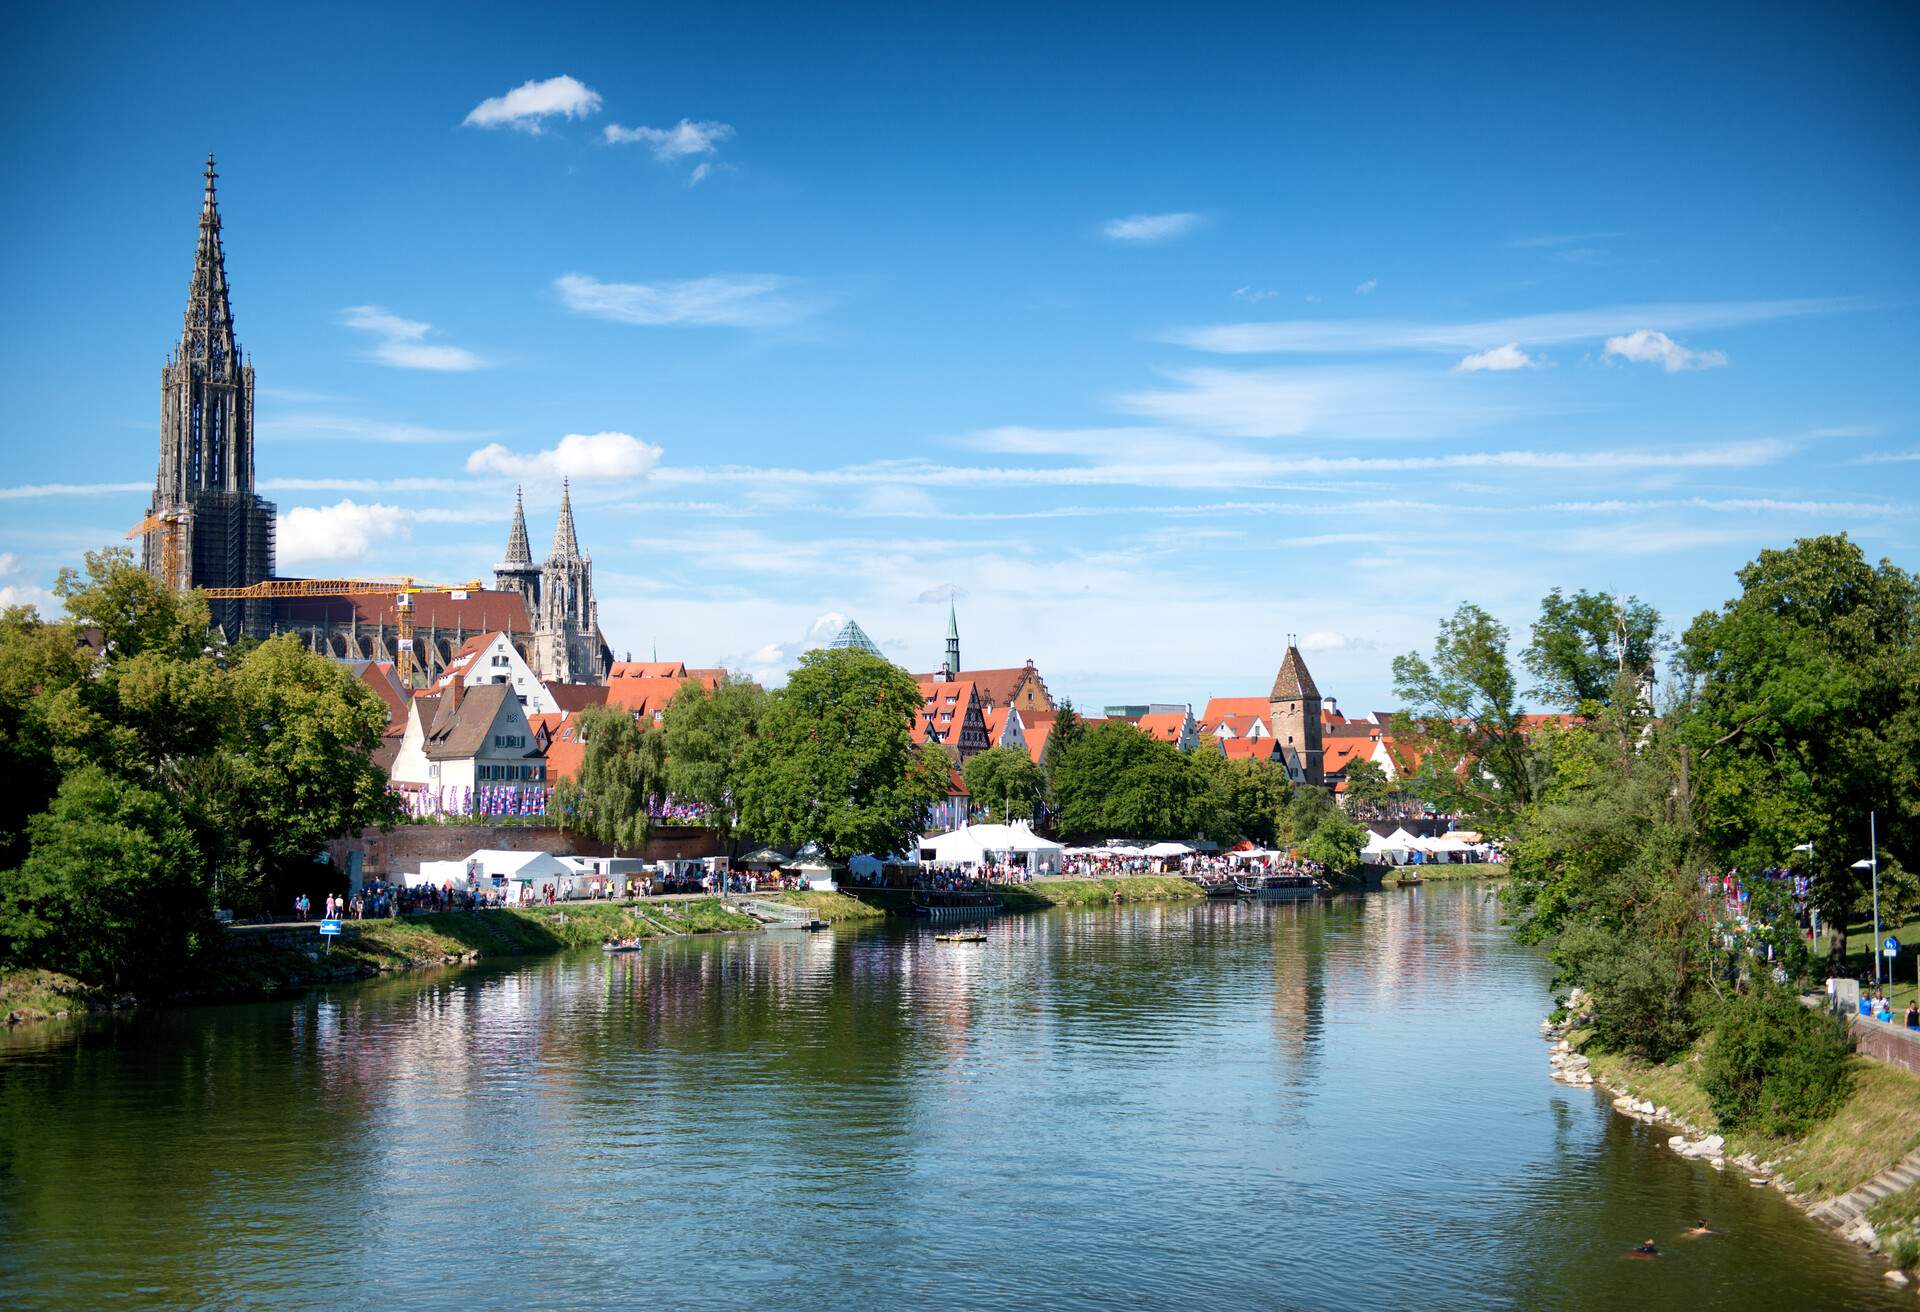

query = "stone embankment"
[1541,988,1916,1285]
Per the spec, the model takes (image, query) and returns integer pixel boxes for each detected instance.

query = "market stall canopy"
[1144,841,1193,857]
[919,822,1065,872]
[736,847,789,867]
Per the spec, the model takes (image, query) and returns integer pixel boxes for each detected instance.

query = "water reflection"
[0,886,1903,1311]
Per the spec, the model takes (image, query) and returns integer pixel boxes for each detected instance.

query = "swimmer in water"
[1629,1239,1659,1258]
[1683,1219,1714,1238]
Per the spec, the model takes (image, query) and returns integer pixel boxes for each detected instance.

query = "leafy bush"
[1555,919,1701,1061]
[1892,1234,1918,1272]
[1699,985,1854,1136]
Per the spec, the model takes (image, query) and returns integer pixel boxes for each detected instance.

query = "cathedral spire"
[944,601,961,679]
[550,478,580,560]
[504,486,531,564]
[182,153,237,369]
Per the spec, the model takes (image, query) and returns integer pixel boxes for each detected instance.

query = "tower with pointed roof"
[143,155,276,636]
[492,486,542,617]
[532,480,607,683]
[942,603,961,680]
[1269,639,1325,786]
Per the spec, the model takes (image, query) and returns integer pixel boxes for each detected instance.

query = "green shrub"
[1558,921,1701,1060]
[1699,985,1854,1136]
[1892,1234,1918,1272]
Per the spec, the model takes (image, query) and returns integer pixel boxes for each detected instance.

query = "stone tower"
[1269,641,1324,786]
[144,155,276,637]
[492,486,541,616]
[534,480,602,684]
[943,602,961,680]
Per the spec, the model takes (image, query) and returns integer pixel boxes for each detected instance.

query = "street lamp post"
[1851,810,1882,986]
[1793,840,1818,949]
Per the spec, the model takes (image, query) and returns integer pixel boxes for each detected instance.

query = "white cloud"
[1168,297,1852,355]
[603,118,734,160]
[463,75,602,132]
[275,500,412,566]
[466,431,663,482]
[554,273,811,329]
[1603,328,1728,372]
[1101,212,1204,243]
[1852,451,1920,466]
[690,162,713,185]
[1116,365,1532,439]
[1454,343,1540,373]
[1354,278,1378,295]
[1298,631,1375,652]
[341,305,485,371]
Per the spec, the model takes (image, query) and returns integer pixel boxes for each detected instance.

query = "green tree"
[1391,603,1543,833]
[661,674,769,847]
[552,705,668,851]
[1679,534,1920,940]
[1299,809,1366,876]
[962,745,1047,821]
[1524,588,1663,709]
[1050,721,1206,840]
[1341,757,1396,814]
[0,766,212,992]
[1187,741,1290,846]
[0,607,90,868]
[1040,699,1085,797]
[734,648,949,860]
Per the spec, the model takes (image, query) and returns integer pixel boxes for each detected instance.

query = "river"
[0,883,1901,1310]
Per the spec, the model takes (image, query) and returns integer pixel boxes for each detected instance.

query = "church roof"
[827,619,884,658]
[267,590,532,635]
[1270,646,1321,702]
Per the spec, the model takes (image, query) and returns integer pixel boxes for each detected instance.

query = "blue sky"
[2,2,1916,711]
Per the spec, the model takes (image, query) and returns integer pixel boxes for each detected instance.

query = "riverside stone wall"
[1849,1015,1920,1077]
[324,824,725,878]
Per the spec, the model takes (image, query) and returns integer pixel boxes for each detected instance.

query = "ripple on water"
[0,886,1906,1311]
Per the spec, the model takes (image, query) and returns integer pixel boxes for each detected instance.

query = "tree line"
[1391,534,1916,1133]
[0,551,398,992]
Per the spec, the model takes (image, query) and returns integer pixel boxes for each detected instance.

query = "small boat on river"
[602,939,644,953]
[935,931,988,943]
[1390,874,1425,887]
[1238,873,1325,901]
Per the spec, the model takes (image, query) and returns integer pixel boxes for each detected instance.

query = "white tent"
[919,822,1065,874]
[1361,830,1393,855]
[1144,841,1193,858]
[414,849,575,893]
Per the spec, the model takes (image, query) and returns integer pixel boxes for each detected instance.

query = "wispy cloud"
[341,306,486,371]
[1101,212,1204,243]
[0,481,148,501]
[1232,285,1279,303]
[1603,328,1728,372]
[466,431,663,482]
[257,414,495,444]
[1507,231,1625,249]
[1354,278,1378,296]
[1454,343,1540,373]
[554,273,813,329]
[604,118,734,160]
[462,75,602,133]
[1116,365,1537,439]
[1168,297,1853,355]
[1851,450,1920,466]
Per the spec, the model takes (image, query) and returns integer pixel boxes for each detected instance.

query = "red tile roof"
[1136,711,1189,742]
[1202,696,1270,723]
[1221,737,1283,762]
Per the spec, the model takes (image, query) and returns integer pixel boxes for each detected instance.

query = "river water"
[0,883,1902,1310]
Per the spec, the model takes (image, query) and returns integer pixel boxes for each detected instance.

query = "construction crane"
[126,509,189,591]
[195,577,486,690]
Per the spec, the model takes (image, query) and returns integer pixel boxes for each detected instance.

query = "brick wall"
[1849,1015,1920,1077]
[324,824,724,878]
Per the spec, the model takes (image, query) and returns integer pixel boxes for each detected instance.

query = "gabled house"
[914,678,992,761]
[415,682,547,799]
[981,704,1028,755]
[433,631,560,715]
[1137,706,1200,751]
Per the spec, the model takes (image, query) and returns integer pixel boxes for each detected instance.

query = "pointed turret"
[943,601,961,680]
[182,153,238,370]
[1270,644,1321,701]
[549,479,580,561]
[1269,640,1325,786]
[504,486,532,564]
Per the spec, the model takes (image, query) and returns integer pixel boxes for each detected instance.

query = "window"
[492,655,509,668]
[478,764,491,781]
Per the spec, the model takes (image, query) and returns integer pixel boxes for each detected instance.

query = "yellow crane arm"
[193,578,487,690]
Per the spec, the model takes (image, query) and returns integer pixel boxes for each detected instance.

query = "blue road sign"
[319,918,343,937]
[1884,936,1901,959]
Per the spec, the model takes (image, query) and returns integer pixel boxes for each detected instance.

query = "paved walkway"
[225,891,754,933]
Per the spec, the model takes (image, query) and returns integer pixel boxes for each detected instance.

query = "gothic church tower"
[144,156,276,636]
[493,486,541,616]
[532,480,608,684]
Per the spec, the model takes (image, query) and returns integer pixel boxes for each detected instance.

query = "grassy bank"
[1,969,103,1025]
[1584,1040,1920,1201]
[998,875,1206,911]
[768,890,888,922]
